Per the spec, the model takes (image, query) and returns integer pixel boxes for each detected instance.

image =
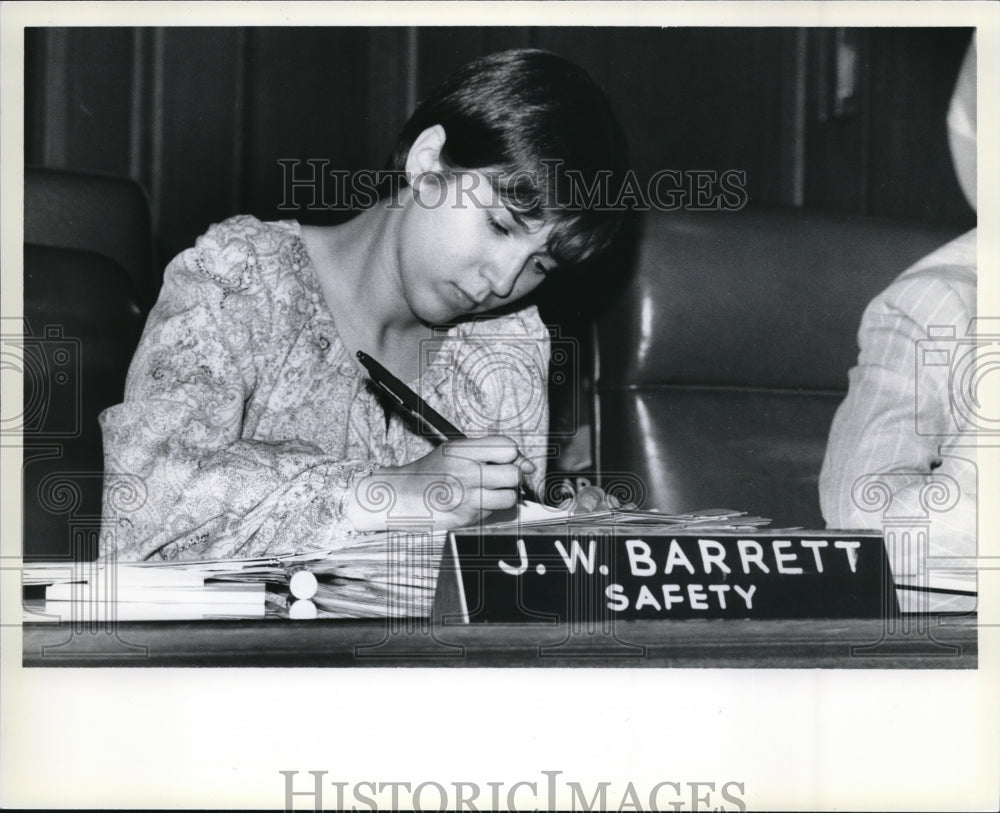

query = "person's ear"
[405,125,447,187]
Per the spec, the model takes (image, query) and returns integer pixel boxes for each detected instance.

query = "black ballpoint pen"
[356,350,466,440]
[356,350,533,498]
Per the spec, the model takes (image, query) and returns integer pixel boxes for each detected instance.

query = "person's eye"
[487,216,510,236]
[532,258,551,276]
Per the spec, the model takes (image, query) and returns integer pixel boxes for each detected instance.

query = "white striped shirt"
[819,229,977,560]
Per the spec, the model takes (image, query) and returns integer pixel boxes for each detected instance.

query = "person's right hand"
[344,436,535,532]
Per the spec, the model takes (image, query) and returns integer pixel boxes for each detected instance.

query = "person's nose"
[479,254,524,299]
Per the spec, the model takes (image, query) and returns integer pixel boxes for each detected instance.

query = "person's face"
[396,127,557,323]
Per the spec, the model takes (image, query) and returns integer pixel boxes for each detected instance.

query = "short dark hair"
[389,49,629,267]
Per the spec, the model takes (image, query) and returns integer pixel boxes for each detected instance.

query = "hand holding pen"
[344,351,536,532]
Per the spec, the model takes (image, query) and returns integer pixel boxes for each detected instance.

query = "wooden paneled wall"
[804,27,975,223]
[25,26,975,281]
[26,27,417,275]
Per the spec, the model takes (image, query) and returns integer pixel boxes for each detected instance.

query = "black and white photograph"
[2,1,998,810]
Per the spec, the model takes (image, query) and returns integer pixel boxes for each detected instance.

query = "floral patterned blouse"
[99,215,551,561]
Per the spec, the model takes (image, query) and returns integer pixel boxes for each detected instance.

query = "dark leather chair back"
[594,206,962,527]
[21,169,151,560]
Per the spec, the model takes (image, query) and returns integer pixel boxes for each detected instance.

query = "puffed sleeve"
[819,262,977,559]
[99,217,376,561]
[448,308,551,497]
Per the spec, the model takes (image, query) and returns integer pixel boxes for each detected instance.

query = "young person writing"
[99,49,628,561]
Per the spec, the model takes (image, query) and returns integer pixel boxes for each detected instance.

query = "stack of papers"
[24,560,273,622]
[281,533,445,619]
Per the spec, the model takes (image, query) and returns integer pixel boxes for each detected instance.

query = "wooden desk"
[22,613,977,668]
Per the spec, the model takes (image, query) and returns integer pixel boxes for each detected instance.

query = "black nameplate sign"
[433,527,896,623]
